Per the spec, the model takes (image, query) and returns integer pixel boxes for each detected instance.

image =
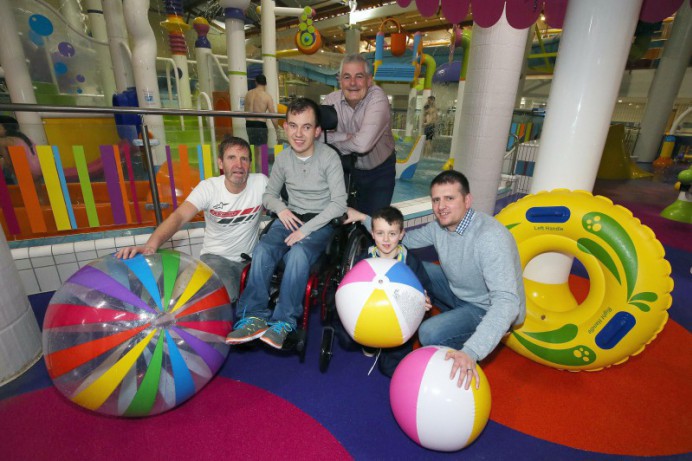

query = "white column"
[418,87,432,135]
[170,55,192,108]
[633,4,692,163]
[447,29,472,169]
[102,0,135,93]
[0,0,47,144]
[161,11,192,109]
[260,0,279,145]
[123,0,166,164]
[455,10,529,215]
[260,0,280,104]
[0,229,42,386]
[344,26,361,54]
[404,87,418,140]
[530,0,643,193]
[85,0,117,103]
[526,0,643,284]
[220,0,251,138]
[193,17,214,98]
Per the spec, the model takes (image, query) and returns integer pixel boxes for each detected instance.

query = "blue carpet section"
[5,291,689,460]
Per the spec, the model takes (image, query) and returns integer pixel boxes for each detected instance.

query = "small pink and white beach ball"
[390,346,492,451]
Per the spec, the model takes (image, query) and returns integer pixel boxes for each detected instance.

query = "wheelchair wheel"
[320,269,338,324]
[341,225,371,276]
[319,326,335,373]
[285,329,307,362]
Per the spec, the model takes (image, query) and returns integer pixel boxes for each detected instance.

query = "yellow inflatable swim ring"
[496,189,673,371]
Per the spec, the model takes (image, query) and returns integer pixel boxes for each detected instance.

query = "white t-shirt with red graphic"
[185,173,268,262]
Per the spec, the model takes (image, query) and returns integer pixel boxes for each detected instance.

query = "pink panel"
[543,0,568,28]
[390,346,438,445]
[506,0,544,29]
[640,0,684,23]
[397,0,413,6]
[339,259,377,286]
[441,0,471,24]
[471,0,506,28]
[0,171,20,234]
[416,0,439,17]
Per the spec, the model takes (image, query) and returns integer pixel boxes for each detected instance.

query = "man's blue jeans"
[236,219,334,328]
[200,254,246,303]
[417,262,487,349]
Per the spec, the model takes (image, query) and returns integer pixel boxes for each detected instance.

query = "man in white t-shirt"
[116,136,268,302]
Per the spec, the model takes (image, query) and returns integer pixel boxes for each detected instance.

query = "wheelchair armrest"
[331,213,355,227]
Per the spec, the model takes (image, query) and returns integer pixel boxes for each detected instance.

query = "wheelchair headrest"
[320,105,338,131]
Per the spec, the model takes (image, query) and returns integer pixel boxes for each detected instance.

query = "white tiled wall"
[10,228,206,296]
[10,203,432,295]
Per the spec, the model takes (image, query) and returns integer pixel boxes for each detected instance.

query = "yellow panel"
[170,263,213,313]
[36,146,71,230]
[72,330,156,411]
[44,118,120,168]
[354,289,403,347]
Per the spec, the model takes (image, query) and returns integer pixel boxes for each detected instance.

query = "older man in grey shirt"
[323,53,395,215]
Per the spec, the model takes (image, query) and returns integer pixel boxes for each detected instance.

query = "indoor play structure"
[661,164,692,223]
[653,106,692,168]
[371,20,435,181]
[435,26,472,172]
[394,134,425,180]
[596,124,653,180]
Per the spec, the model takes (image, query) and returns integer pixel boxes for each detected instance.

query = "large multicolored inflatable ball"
[42,250,233,417]
[335,258,426,348]
[390,346,492,452]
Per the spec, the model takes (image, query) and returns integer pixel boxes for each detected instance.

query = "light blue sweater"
[401,212,526,361]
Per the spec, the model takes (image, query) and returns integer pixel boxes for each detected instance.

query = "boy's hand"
[278,209,303,232]
[424,291,432,311]
[343,207,367,225]
[284,229,305,246]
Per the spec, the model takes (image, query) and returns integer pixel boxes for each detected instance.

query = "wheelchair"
[237,208,370,365]
[236,105,373,368]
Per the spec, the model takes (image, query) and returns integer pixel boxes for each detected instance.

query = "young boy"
[353,206,433,375]
[226,98,347,350]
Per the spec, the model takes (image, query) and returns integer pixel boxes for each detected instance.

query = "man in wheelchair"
[226,98,347,350]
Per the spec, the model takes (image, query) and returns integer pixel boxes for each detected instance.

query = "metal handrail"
[0,102,283,120]
[0,102,284,229]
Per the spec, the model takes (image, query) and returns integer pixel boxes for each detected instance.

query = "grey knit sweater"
[401,211,526,361]
[263,141,347,237]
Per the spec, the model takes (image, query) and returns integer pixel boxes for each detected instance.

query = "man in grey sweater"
[346,170,525,389]
[227,98,347,349]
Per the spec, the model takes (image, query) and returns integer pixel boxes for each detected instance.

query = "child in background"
[0,115,41,184]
